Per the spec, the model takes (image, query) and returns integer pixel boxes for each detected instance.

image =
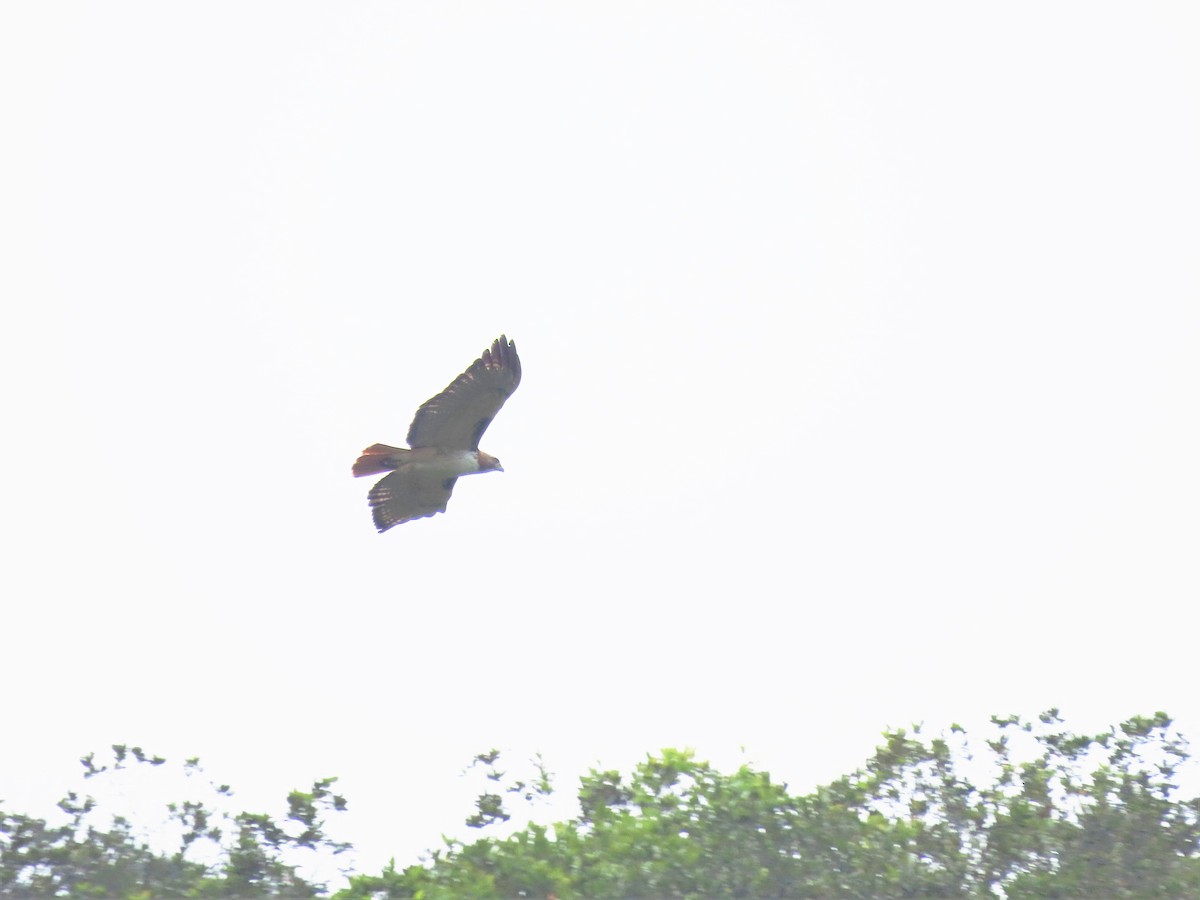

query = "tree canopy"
[4,711,1199,897]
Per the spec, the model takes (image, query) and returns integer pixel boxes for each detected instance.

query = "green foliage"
[5,715,1200,897]
[0,744,348,897]
[338,712,1200,899]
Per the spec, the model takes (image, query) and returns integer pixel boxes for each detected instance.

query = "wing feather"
[407,336,521,450]
[368,472,458,532]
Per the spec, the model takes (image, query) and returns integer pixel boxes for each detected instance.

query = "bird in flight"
[353,336,521,532]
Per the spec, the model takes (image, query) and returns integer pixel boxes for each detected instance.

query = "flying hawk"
[353,335,521,532]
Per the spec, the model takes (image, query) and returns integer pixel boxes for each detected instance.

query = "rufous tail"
[352,443,407,477]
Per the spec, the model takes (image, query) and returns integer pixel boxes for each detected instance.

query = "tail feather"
[353,443,407,477]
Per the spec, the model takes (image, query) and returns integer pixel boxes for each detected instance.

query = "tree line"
[3,710,1198,897]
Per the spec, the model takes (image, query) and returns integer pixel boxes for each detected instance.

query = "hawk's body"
[353,336,521,531]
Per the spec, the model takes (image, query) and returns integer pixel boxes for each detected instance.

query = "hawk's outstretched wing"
[368,472,459,532]
[407,336,521,450]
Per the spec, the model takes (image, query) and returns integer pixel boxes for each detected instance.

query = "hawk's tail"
[352,443,407,477]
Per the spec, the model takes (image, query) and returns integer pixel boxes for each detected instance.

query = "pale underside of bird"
[352,336,521,532]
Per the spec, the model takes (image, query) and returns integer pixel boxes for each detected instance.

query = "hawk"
[353,335,521,532]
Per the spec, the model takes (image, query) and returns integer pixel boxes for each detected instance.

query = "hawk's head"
[477,452,503,473]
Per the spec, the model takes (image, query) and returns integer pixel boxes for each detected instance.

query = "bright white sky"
[3,0,1199,883]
